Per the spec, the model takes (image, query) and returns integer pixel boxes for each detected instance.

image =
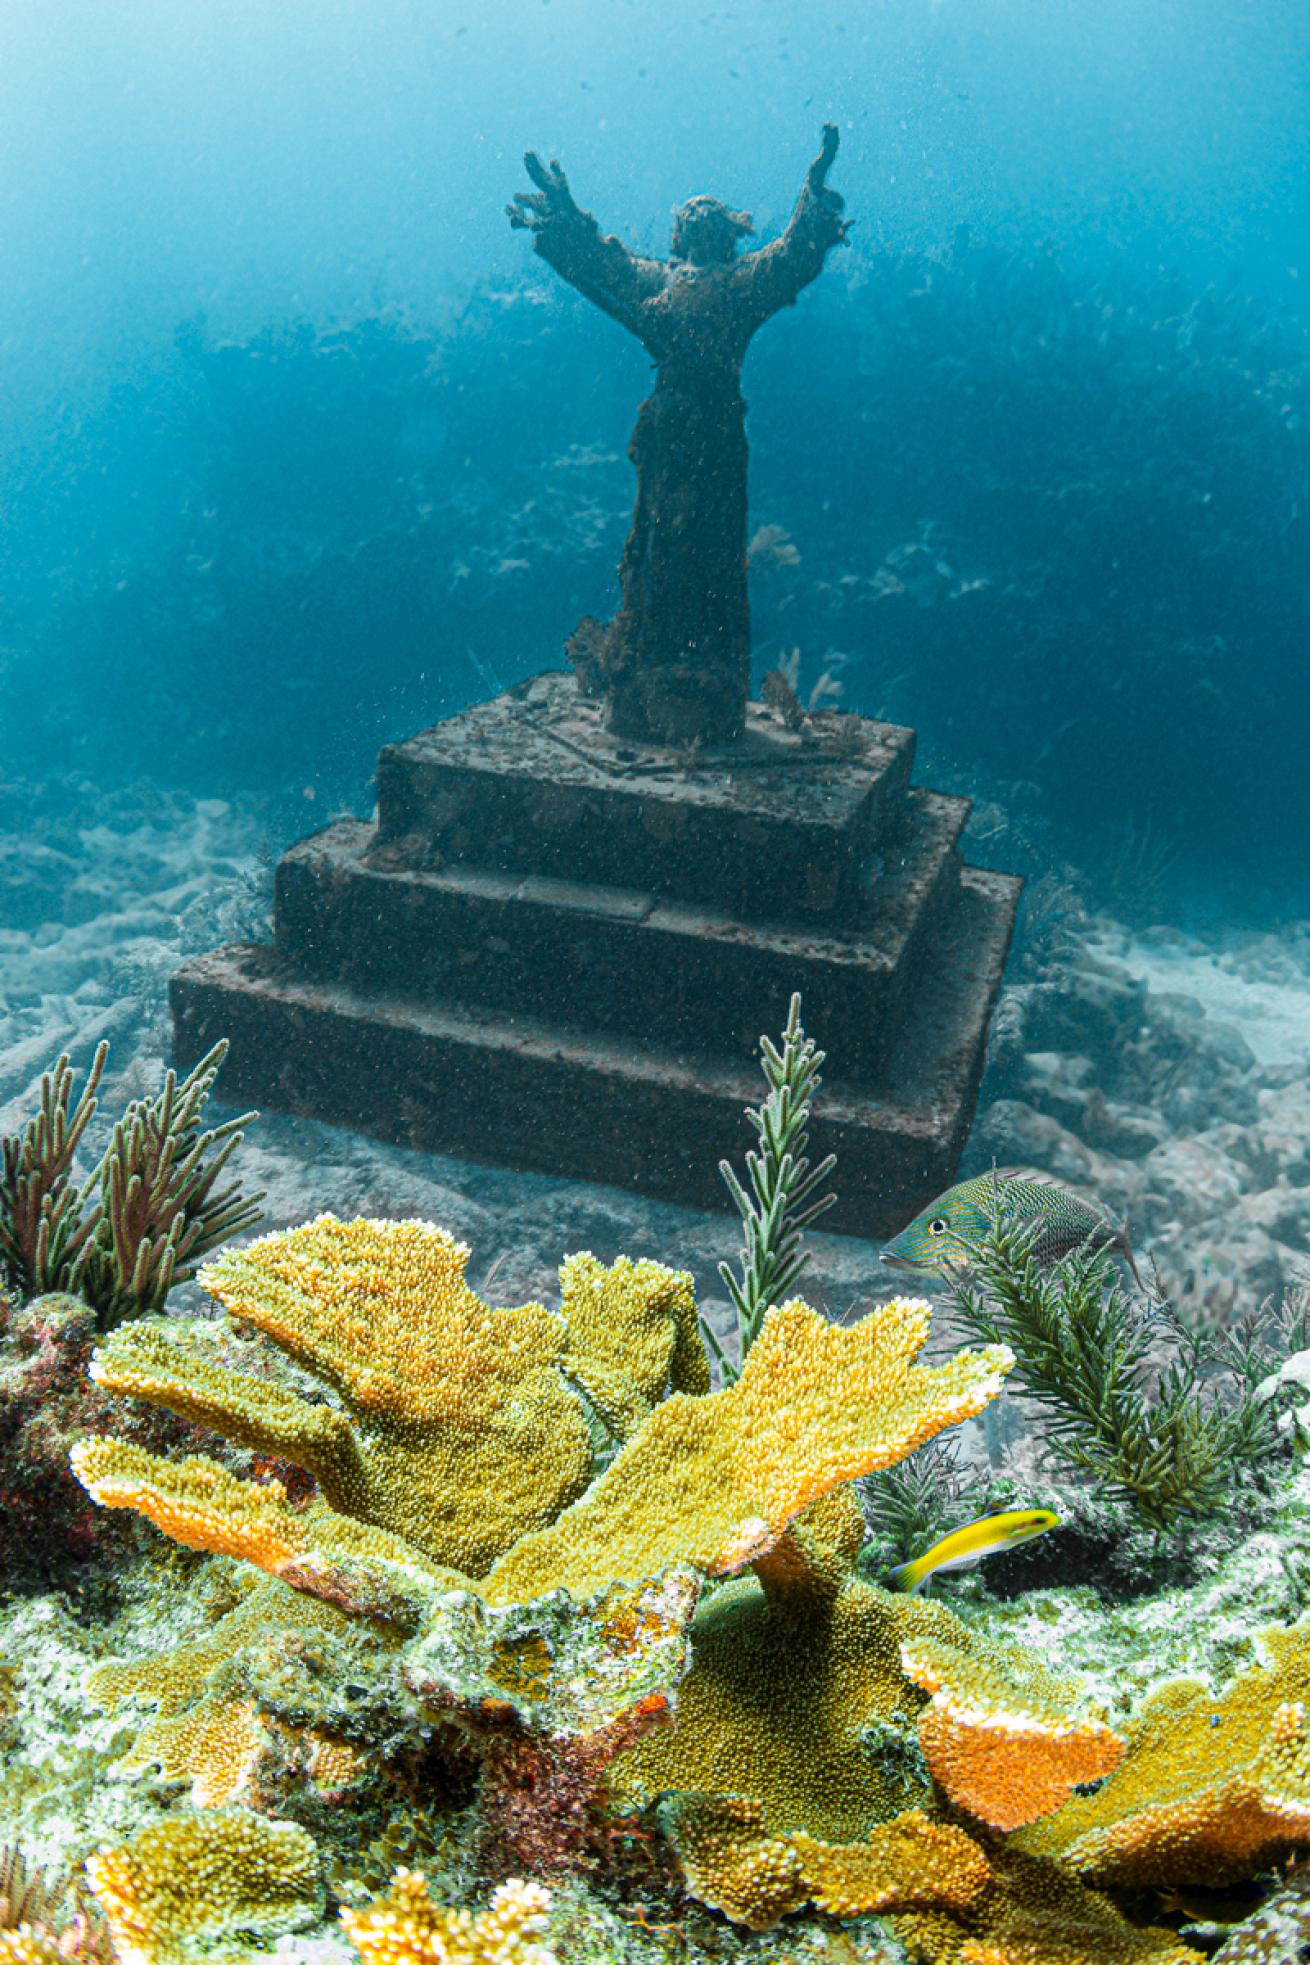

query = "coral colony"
[3,1014,1310,1965]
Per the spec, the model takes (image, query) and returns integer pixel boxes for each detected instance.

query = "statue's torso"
[640,263,752,383]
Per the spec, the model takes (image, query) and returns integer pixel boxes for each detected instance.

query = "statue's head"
[669,195,754,267]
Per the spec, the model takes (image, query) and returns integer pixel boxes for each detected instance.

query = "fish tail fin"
[885,1559,925,1595]
[1118,1220,1148,1293]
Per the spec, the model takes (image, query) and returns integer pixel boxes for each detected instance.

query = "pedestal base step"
[274,788,970,1082]
[375,672,918,923]
[171,866,1020,1237]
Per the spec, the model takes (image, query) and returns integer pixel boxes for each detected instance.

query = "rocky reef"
[4,1003,1310,1965]
[0,1259,1302,1959]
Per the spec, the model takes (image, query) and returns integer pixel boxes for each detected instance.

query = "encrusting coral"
[341,1871,557,1965]
[85,1568,375,1809]
[665,1793,992,1931]
[399,1565,702,1878]
[616,1541,946,1844]
[13,953,1310,1965]
[892,1842,1204,1965]
[611,1496,1129,1929]
[84,1810,321,1965]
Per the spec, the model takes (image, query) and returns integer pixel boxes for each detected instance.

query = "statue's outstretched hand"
[807,122,841,194]
[802,122,851,241]
[506,152,583,231]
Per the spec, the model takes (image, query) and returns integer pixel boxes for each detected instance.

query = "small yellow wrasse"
[886,1508,1059,1594]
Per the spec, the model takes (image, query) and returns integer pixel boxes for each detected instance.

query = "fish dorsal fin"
[989,1166,1112,1216]
[991,1165,1074,1189]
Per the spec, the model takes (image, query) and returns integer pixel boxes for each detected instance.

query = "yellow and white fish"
[885,1507,1059,1594]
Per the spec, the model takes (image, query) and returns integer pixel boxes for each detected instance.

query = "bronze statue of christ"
[508,125,849,746]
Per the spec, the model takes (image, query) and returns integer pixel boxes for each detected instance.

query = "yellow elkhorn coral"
[69,1437,451,1627]
[85,1218,708,1580]
[485,1293,1012,1604]
[900,1625,1125,1831]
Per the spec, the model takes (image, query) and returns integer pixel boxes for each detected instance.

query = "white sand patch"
[1108,934,1310,1066]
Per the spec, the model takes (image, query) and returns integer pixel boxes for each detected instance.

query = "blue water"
[1,0,1307,910]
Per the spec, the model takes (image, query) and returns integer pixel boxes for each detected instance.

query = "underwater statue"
[508,125,849,745]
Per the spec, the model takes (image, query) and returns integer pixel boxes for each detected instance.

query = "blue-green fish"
[881,1168,1144,1286]
[886,1507,1060,1594]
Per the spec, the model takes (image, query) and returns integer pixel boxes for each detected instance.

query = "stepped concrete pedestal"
[171,673,1021,1235]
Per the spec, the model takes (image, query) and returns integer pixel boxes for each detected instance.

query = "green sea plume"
[946,1207,1299,1529]
[0,1041,262,1329]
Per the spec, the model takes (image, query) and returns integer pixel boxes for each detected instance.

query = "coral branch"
[88,1319,366,1501]
[558,1250,708,1441]
[899,1627,1124,1831]
[69,1438,446,1627]
[197,1216,594,1575]
[486,1294,1011,1604]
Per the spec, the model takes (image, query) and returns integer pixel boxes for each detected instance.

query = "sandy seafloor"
[3,771,1309,1352]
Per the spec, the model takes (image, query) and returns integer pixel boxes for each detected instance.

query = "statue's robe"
[530,185,845,744]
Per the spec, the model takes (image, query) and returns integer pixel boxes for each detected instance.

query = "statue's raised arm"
[736,124,850,332]
[507,152,666,344]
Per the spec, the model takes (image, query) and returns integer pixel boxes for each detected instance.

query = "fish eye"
[928,1218,947,1236]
